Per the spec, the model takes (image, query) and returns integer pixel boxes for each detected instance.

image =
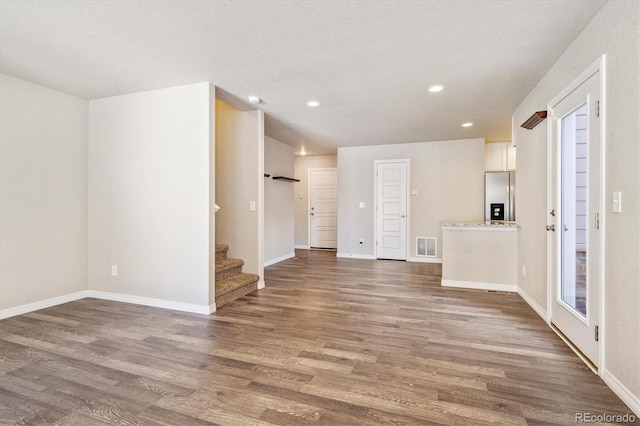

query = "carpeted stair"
[215,244,260,309]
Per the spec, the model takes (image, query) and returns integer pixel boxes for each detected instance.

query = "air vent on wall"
[416,237,437,257]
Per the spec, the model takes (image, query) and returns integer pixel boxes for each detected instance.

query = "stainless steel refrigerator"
[485,171,515,222]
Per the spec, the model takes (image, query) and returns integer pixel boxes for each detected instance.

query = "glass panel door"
[549,66,601,367]
[560,103,588,318]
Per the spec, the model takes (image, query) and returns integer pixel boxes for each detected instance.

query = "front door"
[309,169,337,249]
[548,69,601,367]
[376,160,408,260]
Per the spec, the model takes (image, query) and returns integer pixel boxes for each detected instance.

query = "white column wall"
[88,83,212,311]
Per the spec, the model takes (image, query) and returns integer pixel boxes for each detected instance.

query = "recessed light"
[462,122,473,127]
[299,148,307,156]
[248,96,260,104]
[306,100,320,108]
[428,85,445,93]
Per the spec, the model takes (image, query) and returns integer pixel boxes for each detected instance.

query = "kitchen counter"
[440,222,518,291]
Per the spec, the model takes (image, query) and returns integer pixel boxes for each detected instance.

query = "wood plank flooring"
[0,249,634,425]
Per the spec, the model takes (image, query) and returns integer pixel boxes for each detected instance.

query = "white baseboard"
[0,289,216,319]
[87,290,211,315]
[257,280,265,289]
[336,252,376,260]
[264,252,295,267]
[294,245,310,250]
[0,290,88,320]
[516,287,548,321]
[441,279,517,292]
[408,256,442,264]
[602,370,640,417]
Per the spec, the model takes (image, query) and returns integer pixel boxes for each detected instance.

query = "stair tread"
[215,258,244,272]
[215,272,260,297]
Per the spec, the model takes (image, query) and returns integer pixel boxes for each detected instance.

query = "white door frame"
[307,167,338,249]
[546,55,606,374]
[373,159,410,260]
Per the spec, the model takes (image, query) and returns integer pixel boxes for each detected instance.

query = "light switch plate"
[359,202,366,209]
[612,191,622,213]
[249,201,256,211]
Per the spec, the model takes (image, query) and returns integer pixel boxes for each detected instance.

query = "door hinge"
[595,213,600,230]
[595,100,600,117]
[595,325,599,342]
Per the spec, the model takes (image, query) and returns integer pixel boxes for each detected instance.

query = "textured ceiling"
[0,0,606,155]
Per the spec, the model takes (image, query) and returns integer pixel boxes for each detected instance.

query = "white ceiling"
[0,0,606,155]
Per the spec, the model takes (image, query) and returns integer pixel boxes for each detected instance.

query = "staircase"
[215,244,260,309]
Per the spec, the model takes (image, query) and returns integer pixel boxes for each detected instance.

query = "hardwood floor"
[0,249,634,425]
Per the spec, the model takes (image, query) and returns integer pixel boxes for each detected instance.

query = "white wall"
[0,74,88,315]
[293,155,337,247]
[88,83,212,311]
[337,138,484,259]
[513,0,639,409]
[215,99,264,283]
[264,137,295,265]
[208,87,216,307]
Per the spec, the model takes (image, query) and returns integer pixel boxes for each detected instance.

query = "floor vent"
[416,237,437,257]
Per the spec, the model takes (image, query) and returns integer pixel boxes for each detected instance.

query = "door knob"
[310,212,315,216]
[399,214,406,218]
[546,224,555,232]
[549,209,556,217]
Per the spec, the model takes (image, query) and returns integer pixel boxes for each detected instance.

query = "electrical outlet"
[111,265,118,277]
[522,265,526,276]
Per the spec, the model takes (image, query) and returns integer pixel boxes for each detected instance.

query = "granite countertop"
[440,221,520,229]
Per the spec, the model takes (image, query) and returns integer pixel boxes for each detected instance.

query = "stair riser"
[216,265,243,281]
[216,282,258,308]
[215,251,228,261]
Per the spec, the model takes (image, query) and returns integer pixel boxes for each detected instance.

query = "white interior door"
[309,169,337,249]
[376,161,408,260]
[548,70,601,367]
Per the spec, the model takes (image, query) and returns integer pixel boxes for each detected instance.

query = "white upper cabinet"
[485,141,516,171]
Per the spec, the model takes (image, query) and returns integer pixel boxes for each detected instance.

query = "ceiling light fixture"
[306,100,320,108]
[248,96,260,104]
[428,85,445,93]
[462,122,473,127]
[299,148,307,156]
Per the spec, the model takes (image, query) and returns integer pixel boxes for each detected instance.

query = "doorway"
[548,60,603,368]
[309,168,337,249]
[375,160,409,260]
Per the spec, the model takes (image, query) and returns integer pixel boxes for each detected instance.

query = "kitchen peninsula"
[440,222,519,292]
